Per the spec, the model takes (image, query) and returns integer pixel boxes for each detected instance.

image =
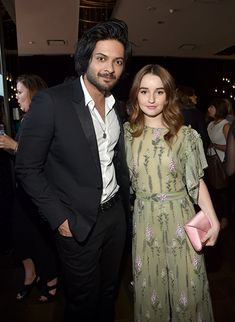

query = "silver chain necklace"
[92,109,107,139]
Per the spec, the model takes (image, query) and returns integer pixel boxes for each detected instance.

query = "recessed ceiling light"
[147,6,156,11]
[178,44,196,51]
[47,40,66,46]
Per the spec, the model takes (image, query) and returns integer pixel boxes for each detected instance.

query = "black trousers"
[55,198,127,322]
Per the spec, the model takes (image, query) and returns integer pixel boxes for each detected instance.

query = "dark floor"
[1,223,235,322]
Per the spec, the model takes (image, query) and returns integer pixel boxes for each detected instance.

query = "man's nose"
[105,61,114,73]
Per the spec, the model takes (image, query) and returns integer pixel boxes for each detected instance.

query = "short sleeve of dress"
[183,126,208,203]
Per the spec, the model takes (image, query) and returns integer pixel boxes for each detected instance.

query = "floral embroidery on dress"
[151,289,159,308]
[179,291,188,309]
[145,224,154,246]
[153,128,161,141]
[169,158,177,174]
[193,254,201,273]
[176,224,185,240]
[152,128,162,156]
[135,255,143,275]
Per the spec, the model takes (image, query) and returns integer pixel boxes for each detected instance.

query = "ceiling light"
[178,44,196,51]
[47,40,67,46]
[147,6,156,11]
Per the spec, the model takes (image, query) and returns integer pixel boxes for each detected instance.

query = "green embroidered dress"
[124,123,214,322]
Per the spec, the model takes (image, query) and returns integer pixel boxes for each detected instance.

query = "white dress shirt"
[80,76,120,203]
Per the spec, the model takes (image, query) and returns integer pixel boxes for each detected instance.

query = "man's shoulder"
[46,77,80,95]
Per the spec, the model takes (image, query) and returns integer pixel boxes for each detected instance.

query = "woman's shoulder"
[123,121,130,129]
[123,122,133,141]
[179,124,199,135]
[221,119,230,126]
[178,125,201,142]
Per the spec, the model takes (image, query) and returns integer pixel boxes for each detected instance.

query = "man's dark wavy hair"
[74,19,132,75]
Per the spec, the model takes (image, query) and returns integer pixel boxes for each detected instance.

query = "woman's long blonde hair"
[128,64,183,145]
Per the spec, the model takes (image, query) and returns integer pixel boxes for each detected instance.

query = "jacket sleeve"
[15,90,70,230]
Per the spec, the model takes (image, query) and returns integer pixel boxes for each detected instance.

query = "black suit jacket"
[15,78,130,242]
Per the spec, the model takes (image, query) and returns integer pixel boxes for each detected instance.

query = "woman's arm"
[213,123,230,152]
[197,179,220,246]
[223,122,230,138]
[0,134,18,153]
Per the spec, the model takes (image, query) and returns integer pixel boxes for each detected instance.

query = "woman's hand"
[0,134,18,151]
[202,220,220,246]
[198,178,221,246]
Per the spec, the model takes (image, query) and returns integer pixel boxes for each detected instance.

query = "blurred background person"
[207,98,230,229]
[176,85,210,151]
[226,119,235,176]
[225,98,235,124]
[225,120,235,220]
[0,103,14,255]
[0,74,59,302]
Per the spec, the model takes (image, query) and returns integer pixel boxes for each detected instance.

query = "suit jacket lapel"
[72,79,101,175]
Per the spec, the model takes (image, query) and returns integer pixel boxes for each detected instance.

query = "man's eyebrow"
[94,53,124,60]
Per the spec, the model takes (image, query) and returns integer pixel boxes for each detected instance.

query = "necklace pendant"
[103,132,107,139]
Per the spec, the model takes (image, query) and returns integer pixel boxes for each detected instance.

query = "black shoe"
[16,276,38,301]
[38,281,58,303]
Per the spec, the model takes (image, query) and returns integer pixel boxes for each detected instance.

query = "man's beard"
[86,69,118,93]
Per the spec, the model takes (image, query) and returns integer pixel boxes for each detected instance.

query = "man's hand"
[58,219,73,237]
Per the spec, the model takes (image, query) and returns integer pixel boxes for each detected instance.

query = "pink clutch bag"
[184,210,212,251]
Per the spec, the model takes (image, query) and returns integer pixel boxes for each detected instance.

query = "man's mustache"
[98,72,116,79]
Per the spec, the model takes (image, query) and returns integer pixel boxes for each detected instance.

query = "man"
[15,19,131,322]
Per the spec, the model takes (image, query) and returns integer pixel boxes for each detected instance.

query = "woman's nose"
[148,94,155,103]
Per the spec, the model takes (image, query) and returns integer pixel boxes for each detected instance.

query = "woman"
[207,98,230,163]
[207,98,230,228]
[0,74,58,302]
[124,64,220,322]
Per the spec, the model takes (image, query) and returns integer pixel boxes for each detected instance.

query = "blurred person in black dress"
[0,103,14,255]
[0,74,58,302]
[176,85,210,151]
